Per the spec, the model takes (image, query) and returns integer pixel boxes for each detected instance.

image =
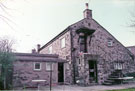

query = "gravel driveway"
[39,83,135,91]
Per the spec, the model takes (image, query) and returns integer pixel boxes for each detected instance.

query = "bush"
[125,72,135,77]
[0,78,4,90]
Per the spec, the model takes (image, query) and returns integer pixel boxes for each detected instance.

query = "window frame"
[34,62,41,71]
[128,48,131,51]
[114,63,123,70]
[48,46,52,54]
[46,62,53,71]
[61,37,66,48]
[107,40,113,47]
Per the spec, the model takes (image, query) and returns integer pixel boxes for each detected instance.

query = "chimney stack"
[37,44,41,53]
[83,3,92,19]
[32,49,36,54]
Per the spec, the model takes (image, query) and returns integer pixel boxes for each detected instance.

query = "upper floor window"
[128,48,131,51]
[48,46,52,54]
[61,37,65,48]
[34,62,41,71]
[108,40,113,47]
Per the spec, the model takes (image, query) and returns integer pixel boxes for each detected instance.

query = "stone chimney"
[37,44,41,53]
[83,3,92,19]
[32,49,36,53]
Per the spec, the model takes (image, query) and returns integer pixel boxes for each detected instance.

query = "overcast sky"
[0,0,135,53]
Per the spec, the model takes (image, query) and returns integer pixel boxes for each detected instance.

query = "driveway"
[39,83,135,91]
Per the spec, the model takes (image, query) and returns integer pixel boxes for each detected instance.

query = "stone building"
[127,46,135,56]
[38,4,135,85]
[13,53,66,87]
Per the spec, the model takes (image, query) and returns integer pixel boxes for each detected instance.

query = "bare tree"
[0,0,17,30]
[0,38,15,90]
[129,1,135,28]
[0,38,14,52]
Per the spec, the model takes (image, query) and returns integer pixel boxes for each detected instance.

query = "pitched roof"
[38,26,70,51]
[39,18,85,51]
[38,15,134,58]
[92,19,134,57]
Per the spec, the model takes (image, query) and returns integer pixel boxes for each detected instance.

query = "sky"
[0,0,135,53]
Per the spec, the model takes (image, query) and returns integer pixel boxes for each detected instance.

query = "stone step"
[104,80,114,83]
[109,76,120,78]
[103,70,124,85]
[102,82,113,85]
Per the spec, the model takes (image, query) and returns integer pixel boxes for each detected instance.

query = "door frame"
[88,60,98,83]
[58,63,64,83]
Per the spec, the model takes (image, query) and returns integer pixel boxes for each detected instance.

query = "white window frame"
[108,40,113,47]
[114,63,123,70]
[128,48,131,51]
[61,37,65,48]
[46,62,53,71]
[48,46,52,54]
[34,62,41,71]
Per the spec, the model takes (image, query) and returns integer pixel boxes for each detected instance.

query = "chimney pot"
[86,3,89,9]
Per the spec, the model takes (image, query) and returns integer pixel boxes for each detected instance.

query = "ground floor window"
[114,62,123,70]
[46,62,53,71]
[34,62,41,71]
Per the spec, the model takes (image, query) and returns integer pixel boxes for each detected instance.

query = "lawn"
[106,88,135,91]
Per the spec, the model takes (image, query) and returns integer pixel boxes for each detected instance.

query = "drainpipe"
[70,28,76,84]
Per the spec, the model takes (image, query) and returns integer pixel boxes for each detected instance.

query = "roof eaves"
[39,27,70,51]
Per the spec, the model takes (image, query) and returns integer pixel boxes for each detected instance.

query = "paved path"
[39,83,135,91]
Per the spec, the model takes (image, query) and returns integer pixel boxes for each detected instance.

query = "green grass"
[106,88,135,91]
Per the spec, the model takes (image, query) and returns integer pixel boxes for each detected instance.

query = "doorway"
[58,63,64,83]
[89,60,98,83]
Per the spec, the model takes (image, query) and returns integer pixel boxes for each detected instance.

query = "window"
[61,37,65,48]
[46,63,53,71]
[128,48,131,51]
[48,46,52,54]
[34,63,41,70]
[78,59,81,66]
[114,63,123,70]
[108,40,113,47]
[88,23,91,26]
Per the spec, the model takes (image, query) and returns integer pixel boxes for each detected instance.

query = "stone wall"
[39,31,72,84]
[39,17,135,85]
[127,46,135,56]
[13,61,58,87]
[69,18,135,85]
